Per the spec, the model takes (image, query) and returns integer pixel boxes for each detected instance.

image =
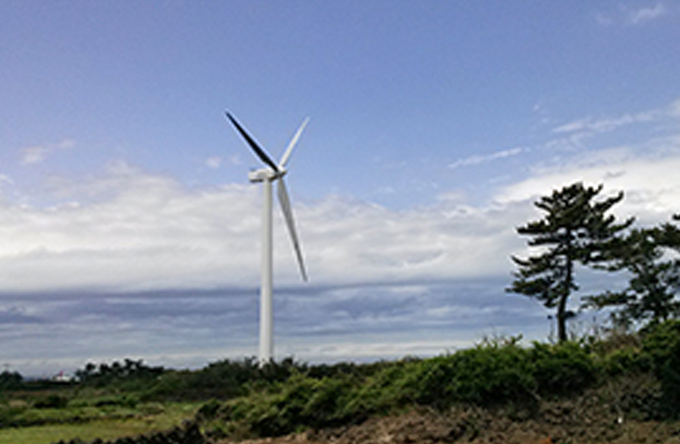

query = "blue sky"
[1,1,679,375]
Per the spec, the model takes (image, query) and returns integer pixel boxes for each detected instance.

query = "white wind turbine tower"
[225,112,309,365]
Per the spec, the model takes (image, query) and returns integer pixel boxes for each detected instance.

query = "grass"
[0,402,200,444]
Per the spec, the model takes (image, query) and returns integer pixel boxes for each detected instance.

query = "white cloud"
[628,3,667,24]
[595,3,669,26]
[229,154,243,166]
[496,144,680,224]
[0,166,527,293]
[21,146,49,165]
[0,166,263,292]
[4,129,680,296]
[20,139,75,165]
[448,147,524,169]
[204,154,243,170]
[669,99,680,118]
[553,111,657,135]
[0,174,14,186]
[543,99,680,157]
[205,156,222,169]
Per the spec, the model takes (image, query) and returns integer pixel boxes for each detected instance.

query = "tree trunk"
[557,294,568,342]
[558,233,574,343]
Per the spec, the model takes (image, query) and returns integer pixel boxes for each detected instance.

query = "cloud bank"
[2,99,680,375]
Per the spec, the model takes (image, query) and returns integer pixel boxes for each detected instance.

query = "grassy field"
[0,399,199,444]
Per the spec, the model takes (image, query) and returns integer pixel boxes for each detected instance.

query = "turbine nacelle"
[248,167,287,183]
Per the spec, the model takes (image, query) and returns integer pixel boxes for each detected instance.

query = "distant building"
[52,371,74,382]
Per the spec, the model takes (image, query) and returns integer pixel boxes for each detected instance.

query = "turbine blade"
[277,179,308,282]
[225,112,279,172]
[279,117,310,168]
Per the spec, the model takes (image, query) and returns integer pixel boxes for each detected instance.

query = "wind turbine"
[225,112,309,365]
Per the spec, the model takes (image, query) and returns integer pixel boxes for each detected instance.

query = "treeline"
[145,356,394,402]
[0,359,165,393]
[75,358,164,388]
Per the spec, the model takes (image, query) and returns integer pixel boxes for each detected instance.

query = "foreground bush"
[641,320,680,416]
[209,339,605,437]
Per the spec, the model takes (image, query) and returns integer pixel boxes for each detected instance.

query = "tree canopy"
[508,182,633,342]
[585,215,680,328]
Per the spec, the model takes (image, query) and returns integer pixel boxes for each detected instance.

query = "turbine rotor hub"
[248,167,286,183]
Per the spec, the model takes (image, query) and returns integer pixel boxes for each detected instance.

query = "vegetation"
[0,321,679,443]
[0,371,23,391]
[508,182,633,342]
[75,359,165,391]
[586,215,680,328]
[196,327,679,439]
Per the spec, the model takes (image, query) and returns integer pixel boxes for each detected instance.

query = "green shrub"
[34,394,69,409]
[451,343,535,405]
[387,342,537,409]
[602,346,652,376]
[94,394,139,408]
[529,341,597,396]
[144,357,308,402]
[340,361,410,419]
[223,374,356,437]
[196,399,222,421]
[641,319,680,416]
[300,375,354,427]
[0,370,24,391]
[141,370,193,401]
[215,339,610,440]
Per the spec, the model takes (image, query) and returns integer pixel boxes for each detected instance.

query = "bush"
[0,371,23,391]
[641,319,680,416]
[93,394,139,408]
[529,341,597,396]
[34,394,69,409]
[196,399,222,421]
[341,360,410,418]
[145,357,307,401]
[602,346,652,376]
[75,359,164,389]
[448,342,536,406]
[218,374,356,437]
[385,342,537,409]
[213,340,609,439]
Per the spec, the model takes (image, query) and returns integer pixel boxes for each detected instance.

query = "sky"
[1,1,679,376]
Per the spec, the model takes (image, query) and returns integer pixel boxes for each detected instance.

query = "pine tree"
[507,182,633,342]
[586,216,680,328]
